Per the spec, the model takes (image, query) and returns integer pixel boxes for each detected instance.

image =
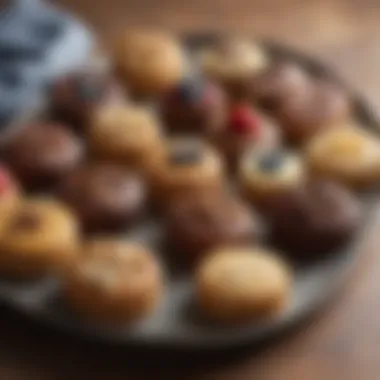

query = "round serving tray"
[0,35,377,351]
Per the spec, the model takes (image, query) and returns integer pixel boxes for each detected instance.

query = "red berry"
[229,106,261,136]
[0,166,12,194]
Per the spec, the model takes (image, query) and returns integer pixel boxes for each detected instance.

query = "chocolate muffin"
[267,181,363,257]
[5,123,84,189]
[276,80,351,144]
[57,164,147,233]
[164,191,263,264]
[51,70,125,130]
[161,77,227,136]
[250,62,312,112]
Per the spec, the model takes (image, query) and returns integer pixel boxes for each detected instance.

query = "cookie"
[196,247,292,323]
[63,239,163,325]
[57,164,147,233]
[306,126,380,188]
[5,123,85,189]
[113,29,186,97]
[0,198,80,278]
[89,104,163,169]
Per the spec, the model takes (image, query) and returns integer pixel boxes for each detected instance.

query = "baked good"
[113,30,186,97]
[161,77,227,136]
[196,247,292,323]
[199,37,269,98]
[239,148,306,206]
[0,198,79,278]
[57,164,147,233]
[267,181,363,256]
[51,70,126,130]
[165,191,263,264]
[5,123,84,189]
[63,239,163,325]
[250,61,311,112]
[146,137,225,205]
[214,104,281,172]
[276,80,351,144]
[89,104,163,169]
[306,126,380,188]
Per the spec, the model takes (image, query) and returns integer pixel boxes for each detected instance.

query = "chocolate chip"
[169,142,203,165]
[10,211,40,232]
[258,151,284,172]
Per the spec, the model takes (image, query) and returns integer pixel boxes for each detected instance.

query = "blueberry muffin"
[63,239,163,325]
[196,246,292,323]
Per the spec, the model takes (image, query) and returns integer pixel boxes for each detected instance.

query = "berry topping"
[0,166,12,194]
[175,75,205,102]
[73,74,106,103]
[229,105,261,136]
[258,151,284,172]
[169,141,204,165]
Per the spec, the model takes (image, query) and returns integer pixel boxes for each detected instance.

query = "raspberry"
[229,105,261,136]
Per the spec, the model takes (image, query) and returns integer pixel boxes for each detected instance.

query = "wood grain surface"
[1,0,380,379]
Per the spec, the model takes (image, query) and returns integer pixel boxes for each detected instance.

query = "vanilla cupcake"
[89,104,163,169]
[196,246,292,323]
[306,126,380,188]
[113,29,186,97]
[199,38,269,98]
[63,239,163,325]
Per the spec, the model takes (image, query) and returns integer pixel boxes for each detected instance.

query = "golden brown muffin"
[306,126,380,188]
[145,137,225,205]
[113,29,186,97]
[0,198,80,278]
[199,38,269,98]
[63,239,163,325]
[239,148,306,205]
[89,104,163,169]
[196,247,292,323]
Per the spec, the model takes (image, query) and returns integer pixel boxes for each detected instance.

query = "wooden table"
[2,0,380,378]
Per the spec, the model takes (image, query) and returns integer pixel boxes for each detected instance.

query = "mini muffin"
[306,126,380,188]
[63,239,163,325]
[57,164,147,233]
[51,70,126,129]
[161,76,227,136]
[0,165,21,235]
[250,61,312,112]
[0,198,79,278]
[113,30,186,97]
[214,104,281,172]
[146,138,225,205]
[267,181,363,256]
[199,38,269,98]
[5,123,84,189]
[89,104,162,169]
[165,191,263,264]
[276,80,351,144]
[196,247,292,323]
[239,149,306,207]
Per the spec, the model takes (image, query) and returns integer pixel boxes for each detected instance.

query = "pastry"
[276,80,351,144]
[239,148,306,207]
[4,122,85,189]
[0,198,79,278]
[89,104,162,169]
[146,137,225,205]
[214,104,281,172]
[63,239,163,324]
[250,61,311,112]
[161,76,227,136]
[306,126,380,188]
[113,30,186,97]
[267,181,363,256]
[196,246,292,323]
[57,164,147,233]
[199,38,269,98]
[51,70,126,130]
[164,191,263,264]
